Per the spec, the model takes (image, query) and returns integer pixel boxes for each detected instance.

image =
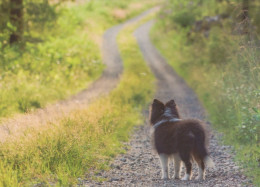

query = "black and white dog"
[150,99,214,180]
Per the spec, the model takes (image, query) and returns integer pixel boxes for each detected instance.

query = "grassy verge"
[0,11,156,186]
[0,0,158,119]
[151,1,259,184]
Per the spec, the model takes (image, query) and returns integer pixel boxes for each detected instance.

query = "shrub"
[172,9,196,28]
[208,28,233,64]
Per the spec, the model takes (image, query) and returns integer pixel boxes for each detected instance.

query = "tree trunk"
[241,0,249,20]
[9,0,23,44]
[241,0,249,34]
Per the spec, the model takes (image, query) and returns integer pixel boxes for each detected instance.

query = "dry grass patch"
[112,9,127,21]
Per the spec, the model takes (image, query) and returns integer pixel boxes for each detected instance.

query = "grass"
[0,9,156,186]
[0,0,158,119]
[151,1,260,185]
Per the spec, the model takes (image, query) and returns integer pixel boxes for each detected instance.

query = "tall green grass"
[0,0,158,119]
[0,12,156,186]
[151,0,259,184]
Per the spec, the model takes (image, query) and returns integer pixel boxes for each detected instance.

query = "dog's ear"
[166,99,176,107]
[153,99,163,105]
[150,99,165,124]
[152,99,164,110]
[166,99,181,118]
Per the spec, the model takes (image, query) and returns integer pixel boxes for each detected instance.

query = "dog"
[149,99,214,180]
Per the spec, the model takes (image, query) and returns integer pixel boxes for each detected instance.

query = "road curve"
[0,8,158,142]
[84,20,252,186]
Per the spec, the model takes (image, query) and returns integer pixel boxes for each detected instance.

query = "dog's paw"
[173,175,180,180]
[161,176,169,180]
[181,174,191,181]
[195,176,205,180]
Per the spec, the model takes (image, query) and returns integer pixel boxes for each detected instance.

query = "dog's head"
[149,99,180,125]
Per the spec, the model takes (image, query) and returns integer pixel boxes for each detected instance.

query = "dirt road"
[83,18,253,187]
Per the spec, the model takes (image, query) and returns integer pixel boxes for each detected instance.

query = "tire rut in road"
[83,20,253,186]
[134,20,252,187]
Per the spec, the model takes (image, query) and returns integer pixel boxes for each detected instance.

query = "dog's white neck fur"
[153,107,181,129]
[153,118,181,129]
[163,107,173,117]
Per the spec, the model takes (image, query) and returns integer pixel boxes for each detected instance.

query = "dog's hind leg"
[193,135,213,180]
[179,151,192,180]
[197,161,205,180]
[194,157,205,180]
[159,154,169,179]
[172,153,181,179]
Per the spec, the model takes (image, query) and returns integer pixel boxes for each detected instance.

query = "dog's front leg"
[172,153,181,179]
[159,154,169,179]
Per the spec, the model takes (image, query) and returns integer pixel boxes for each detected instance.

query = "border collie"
[149,99,214,180]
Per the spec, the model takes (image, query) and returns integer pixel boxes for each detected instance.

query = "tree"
[241,0,249,34]
[241,0,249,20]
[9,0,23,44]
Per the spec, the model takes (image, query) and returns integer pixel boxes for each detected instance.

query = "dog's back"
[154,119,208,159]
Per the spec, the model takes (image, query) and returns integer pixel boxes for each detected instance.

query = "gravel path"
[83,19,253,186]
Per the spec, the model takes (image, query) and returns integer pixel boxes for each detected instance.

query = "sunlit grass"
[0,10,156,186]
[0,0,158,119]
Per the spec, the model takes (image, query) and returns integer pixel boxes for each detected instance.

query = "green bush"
[172,10,196,28]
[208,28,233,64]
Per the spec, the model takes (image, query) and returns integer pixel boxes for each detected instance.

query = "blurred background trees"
[0,0,73,46]
[0,0,258,47]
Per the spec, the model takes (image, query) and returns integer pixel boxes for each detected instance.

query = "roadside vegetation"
[0,9,156,186]
[0,0,157,119]
[151,0,260,184]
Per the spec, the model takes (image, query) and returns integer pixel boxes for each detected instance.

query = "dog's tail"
[204,156,215,169]
[193,132,215,169]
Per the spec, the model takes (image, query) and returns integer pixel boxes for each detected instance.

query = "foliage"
[208,28,233,64]
[0,4,103,117]
[0,4,156,186]
[172,9,196,28]
[169,1,199,28]
[0,0,10,46]
[151,0,260,184]
[0,0,157,118]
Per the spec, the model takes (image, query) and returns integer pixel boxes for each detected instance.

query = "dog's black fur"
[150,99,212,179]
